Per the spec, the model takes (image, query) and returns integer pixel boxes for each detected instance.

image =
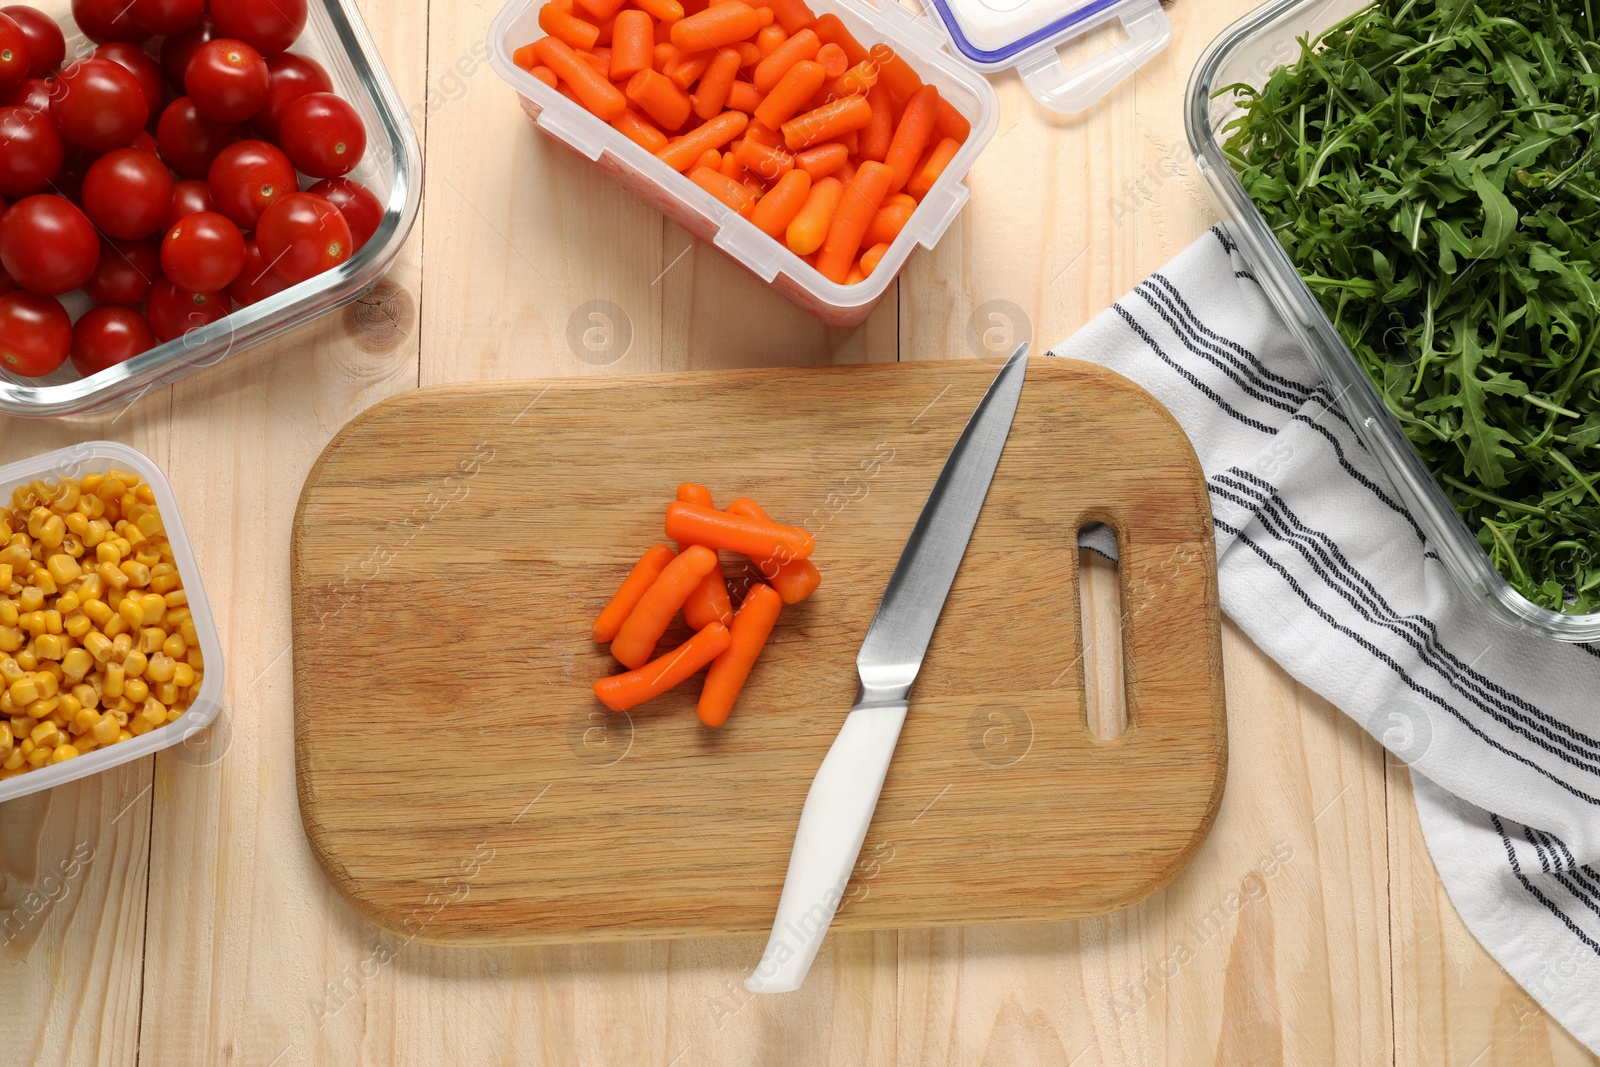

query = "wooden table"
[2,0,1594,1063]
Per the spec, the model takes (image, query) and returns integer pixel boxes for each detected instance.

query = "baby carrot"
[815,159,892,282]
[595,622,732,713]
[870,42,923,101]
[579,49,611,76]
[815,42,848,78]
[665,501,815,561]
[768,0,815,34]
[745,121,781,145]
[611,543,720,668]
[656,109,747,170]
[907,135,959,198]
[675,485,734,630]
[780,93,871,150]
[634,0,685,22]
[726,497,822,603]
[626,67,693,130]
[610,9,654,80]
[882,83,939,194]
[785,175,841,254]
[845,263,866,284]
[612,107,669,151]
[725,80,765,112]
[696,583,782,726]
[513,43,540,69]
[753,59,826,131]
[857,84,893,161]
[697,148,722,171]
[538,2,601,51]
[528,65,558,88]
[734,136,793,181]
[823,60,877,99]
[672,0,761,51]
[795,141,847,179]
[593,544,677,642]
[750,168,810,237]
[575,0,627,20]
[535,37,628,121]
[693,47,743,118]
[669,49,713,89]
[755,23,788,56]
[752,27,818,91]
[691,166,758,215]
[717,151,745,180]
[859,241,889,275]
[933,98,970,143]
[835,157,856,185]
[654,42,682,71]
[863,191,914,246]
[811,14,868,65]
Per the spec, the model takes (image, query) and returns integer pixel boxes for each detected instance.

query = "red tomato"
[0,289,68,374]
[83,235,160,303]
[164,177,212,228]
[93,42,165,118]
[308,177,382,252]
[2,74,47,110]
[0,103,61,196]
[254,51,330,139]
[145,277,231,342]
[81,147,174,239]
[185,38,268,124]
[207,138,294,228]
[1,7,62,77]
[71,0,150,44]
[156,96,243,178]
[0,13,28,91]
[278,92,366,179]
[0,194,98,294]
[161,209,244,292]
[210,0,306,56]
[71,304,155,375]
[256,191,351,285]
[130,0,204,37]
[227,235,288,306]
[51,57,148,151]
[159,15,215,88]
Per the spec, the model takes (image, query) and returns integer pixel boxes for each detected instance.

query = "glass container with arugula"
[1188,0,1600,640]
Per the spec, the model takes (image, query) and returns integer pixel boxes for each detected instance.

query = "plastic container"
[0,442,226,802]
[0,1,423,419]
[1186,0,1600,642]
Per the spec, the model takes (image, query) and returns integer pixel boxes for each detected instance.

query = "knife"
[745,343,1031,994]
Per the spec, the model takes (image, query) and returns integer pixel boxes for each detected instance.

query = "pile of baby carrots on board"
[512,0,970,284]
[591,484,820,725]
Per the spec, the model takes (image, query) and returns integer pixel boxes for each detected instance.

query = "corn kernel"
[95,476,125,500]
[14,649,35,671]
[111,633,132,660]
[26,745,48,766]
[103,663,123,699]
[120,561,150,588]
[139,594,165,625]
[61,648,92,682]
[138,627,165,655]
[172,662,195,688]
[0,627,20,653]
[46,555,81,585]
[162,633,186,658]
[64,613,89,640]
[3,747,23,770]
[103,613,128,638]
[0,602,15,627]
[155,682,178,705]
[140,699,165,725]
[97,562,128,591]
[34,634,62,661]
[18,586,42,611]
[43,610,60,635]
[8,677,37,706]
[73,707,96,733]
[91,716,118,745]
[29,720,58,747]
[33,672,57,699]
[187,647,203,669]
[118,597,144,628]
[50,743,77,762]
[64,512,88,536]
[0,659,22,686]
[71,684,97,710]
[123,650,147,678]
[38,515,64,549]
[84,632,113,663]
[0,722,10,758]
[145,653,176,684]
[124,678,148,704]
[55,591,78,614]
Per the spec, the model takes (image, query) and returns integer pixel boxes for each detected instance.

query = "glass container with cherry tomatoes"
[0,0,419,416]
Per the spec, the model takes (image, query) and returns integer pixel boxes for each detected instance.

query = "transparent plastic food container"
[1186,0,1600,641]
[1,1,423,419]
[0,442,226,803]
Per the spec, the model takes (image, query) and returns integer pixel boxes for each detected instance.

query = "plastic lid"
[924,0,1171,113]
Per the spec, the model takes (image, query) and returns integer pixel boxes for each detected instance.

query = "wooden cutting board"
[291,358,1226,945]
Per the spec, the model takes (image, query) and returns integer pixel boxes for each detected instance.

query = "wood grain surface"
[290,360,1226,943]
[0,0,1593,1062]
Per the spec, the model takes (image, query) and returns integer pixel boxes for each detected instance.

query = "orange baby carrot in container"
[755,23,788,56]
[934,98,969,143]
[815,42,848,77]
[535,37,627,120]
[717,151,745,179]
[882,83,939,193]
[810,14,867,65]
[766,0,814,33]
[745,121,781,145]
[752,27,818,90]
[726,497,821,603]
[579,48,611,75]
[691,166,759,215]
[612,108,669,151]
[795,141,846,178]
[627,67,693,129]
[696,583,782,726]
[859,241,888,274]
[665,501,815,561]
[863,191,915,245]
[753,59,826,130]
[873,43,923,101]
[654,42,683,71]
[595,622,732,713]
[815,159,891,282]
[693,47,744,118]
[785,174,840,254]
[697,147,723,170]
[857,84,892,161]
[528,65,558,87]
[610,10,654,79]
[634,0,685,22]
[749,168,810,237]
[725,80,765,112]
[780,93,871,150]
[513,42,540,68]
[656,109,747,170]
[593,544,677,642]
[575,0,626,20]
[734,137,793,181]
[611,543,720,668]
[539,1,600,50]
[669,49,715,88]
[907,135,959,199]
[672,1,762,51]
[824,60,877,98]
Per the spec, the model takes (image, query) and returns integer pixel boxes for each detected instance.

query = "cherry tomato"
[51,57,148,151]
[0,103,61,196]
[253,51,330,139]
[164,177,212,228]
[146,277,231,342]
[207,138,294,228]
[185,38,268,123]
[0,13,28,92]
[308,177,382,252]
[1,8,62,77]
[83,235,160,304]
[227,235,284,306]
[0,289,68,374]
[2,74,47,110]
[161,209,244,292]
[210,0,306,57]
[130,0,204,38]
[0,193,97,294]
[71,0,150,44]
[156,96,243,178]
[278,92,365,179]
[71,304,155,375]
[81,147,174,239]
[93,42,165,118]
[159,15,215,88]
[257,191,350,285]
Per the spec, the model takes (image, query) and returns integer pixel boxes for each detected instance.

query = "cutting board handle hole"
[1077,525,1127,741]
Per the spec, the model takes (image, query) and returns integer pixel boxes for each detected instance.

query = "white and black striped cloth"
[1053,230,1600,1052]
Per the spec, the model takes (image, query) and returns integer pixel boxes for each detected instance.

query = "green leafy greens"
[1220,0,1600,613]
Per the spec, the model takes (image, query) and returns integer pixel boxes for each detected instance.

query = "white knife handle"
[745,701,908,994]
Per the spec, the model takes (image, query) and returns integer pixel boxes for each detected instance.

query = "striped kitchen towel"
[1054,228,1600,1052]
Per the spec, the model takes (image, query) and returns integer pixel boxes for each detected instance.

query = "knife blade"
[745,343,1030,994]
